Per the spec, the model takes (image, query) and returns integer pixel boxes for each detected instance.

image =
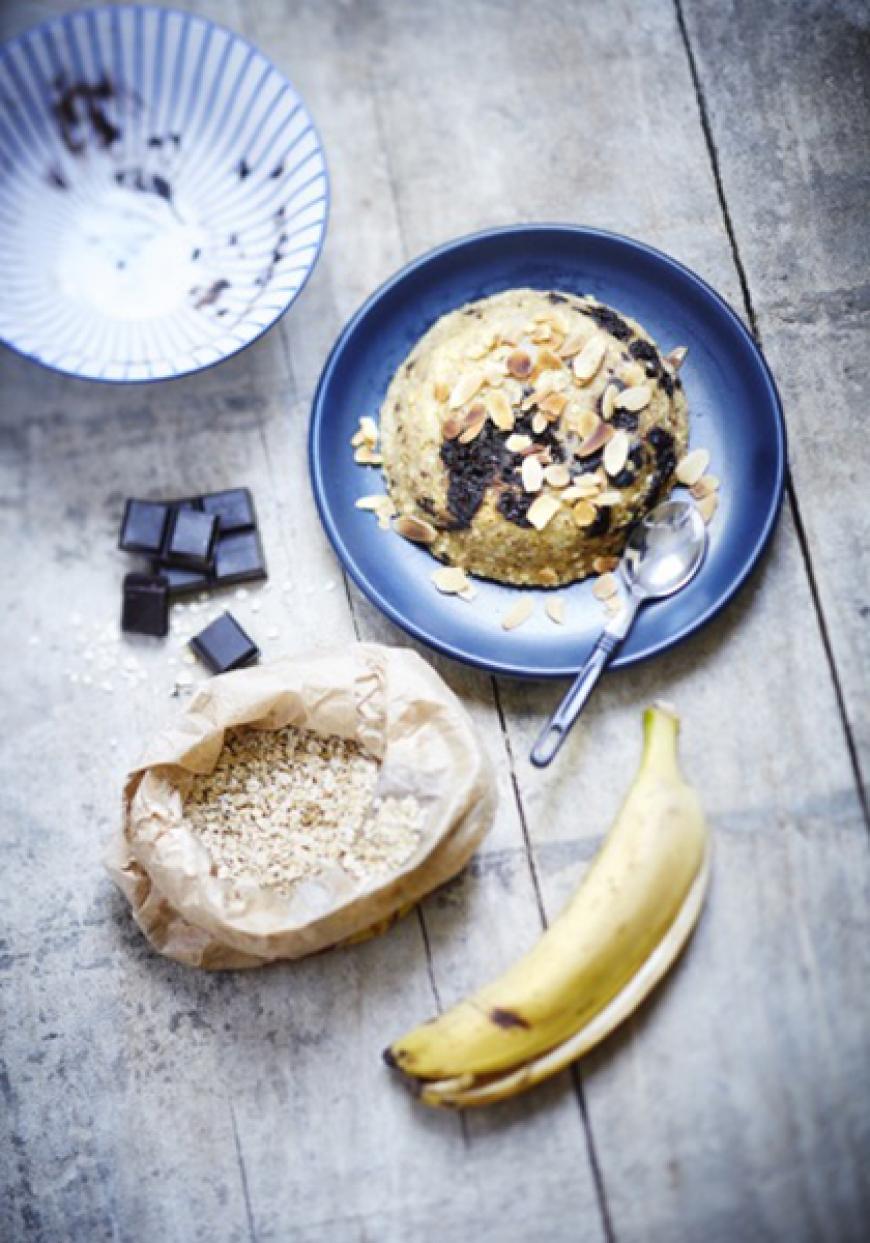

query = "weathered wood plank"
[315,0,870,1239]
[678,0,870,788]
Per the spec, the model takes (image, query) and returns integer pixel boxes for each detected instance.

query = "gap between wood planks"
[674,0,870,831]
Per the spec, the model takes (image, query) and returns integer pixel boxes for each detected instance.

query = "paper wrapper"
[105,644,496,969]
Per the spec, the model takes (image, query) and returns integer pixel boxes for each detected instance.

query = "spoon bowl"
[530,500,708,767]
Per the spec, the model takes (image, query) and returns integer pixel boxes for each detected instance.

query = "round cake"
[378,289,688,586]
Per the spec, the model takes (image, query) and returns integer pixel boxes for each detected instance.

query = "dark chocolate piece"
[200,488,256,534]
[152,562,210,596]
[119,500,170,555]
[212,530,267,586]
[121,572,169,637]
[189,612,259,674]
[164,508,218,570]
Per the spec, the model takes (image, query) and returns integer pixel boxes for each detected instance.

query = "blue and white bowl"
[0,5,328,381]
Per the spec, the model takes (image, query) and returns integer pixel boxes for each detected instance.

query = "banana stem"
[641,703,682,783]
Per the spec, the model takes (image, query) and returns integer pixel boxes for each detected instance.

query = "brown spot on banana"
[488,1007,530,1029]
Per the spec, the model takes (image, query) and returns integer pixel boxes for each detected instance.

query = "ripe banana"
[384,703,711,1108]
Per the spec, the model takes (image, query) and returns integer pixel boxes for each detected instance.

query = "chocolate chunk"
[152,562,210,596]
[200,488,256,534]
[212,530,267,586]
[585,304,632,341]
[164,508,218,569]
[121,572,169,637]
[190,612,259,674]
[119,500,170,555]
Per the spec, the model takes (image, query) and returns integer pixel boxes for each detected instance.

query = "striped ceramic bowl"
[0,5,328,381]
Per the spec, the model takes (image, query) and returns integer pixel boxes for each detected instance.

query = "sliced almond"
[486,388,515,431]
[617,361,646,387]
[614,385,652,412]
[577,419,615,458]
[601,383,619,420]
[676,448,710,486]
[665,345,688,371]
[527,493,562,530]
[592,572,619,601]
[594,489,623,506]
[544,463,571,488]
[433,379,450,402]
[603,429,630,477]
[545,597,565,625]
[697,492,719,524]
[562,480,598,502]
[483,360,506,387]
[604,594,623,616]
[448,371,484,410]
[521,455,544,493]
[458,402,487,443]
[442,415,462,440]
[531,412,548,435]
[572,335,606,383]
[507,349,533,380]
[355,495,391,512]
[576,407,601,440]
[457,585,477,603]
[394,515,437,545]
[690,473,720,500]
[592,556,619,574]
[359,416,379,444]
[354,446,383,465]
[432,566,471,595]
[535,347,564,373]
[506,432,532,453]
[572,499,598,527]
[539,391,568,417]
[531,322,552,343]
[350,429,367,447]
[501,596,535,631]
[466,334,495,360]
[558,327,590,359]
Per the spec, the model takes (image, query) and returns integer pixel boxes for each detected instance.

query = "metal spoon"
[530,500,708,768]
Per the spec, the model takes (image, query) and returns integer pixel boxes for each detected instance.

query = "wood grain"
[0,1,868,1241]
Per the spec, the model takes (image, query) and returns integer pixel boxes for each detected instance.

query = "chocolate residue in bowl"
[51,76,124,154]
[193,279,231,310]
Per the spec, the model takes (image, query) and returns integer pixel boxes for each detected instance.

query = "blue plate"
[309,225,785,678]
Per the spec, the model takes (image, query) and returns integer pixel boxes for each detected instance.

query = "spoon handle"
[529,600,639,768]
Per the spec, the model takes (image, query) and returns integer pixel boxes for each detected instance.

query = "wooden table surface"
[2,1,868,1240]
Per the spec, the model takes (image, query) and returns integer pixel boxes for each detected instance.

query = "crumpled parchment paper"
[105,644,496,969]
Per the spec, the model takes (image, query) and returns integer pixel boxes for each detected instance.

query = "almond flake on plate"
[355,495,389,512]
[545,597,565,625]
[354,446,383,465]
[676,448,710,486]
[522,455,545,493]
[394,515,437,544]
[697,492,719,524]
[572,335,606,383]
[665,345,688,370]
[614,385,652,412]
[690,474,720,499]
[592,572,619,600]
[502,597,535,631]
[604,429,630,476]
[432,566,472,595]
[527,493,561,530]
